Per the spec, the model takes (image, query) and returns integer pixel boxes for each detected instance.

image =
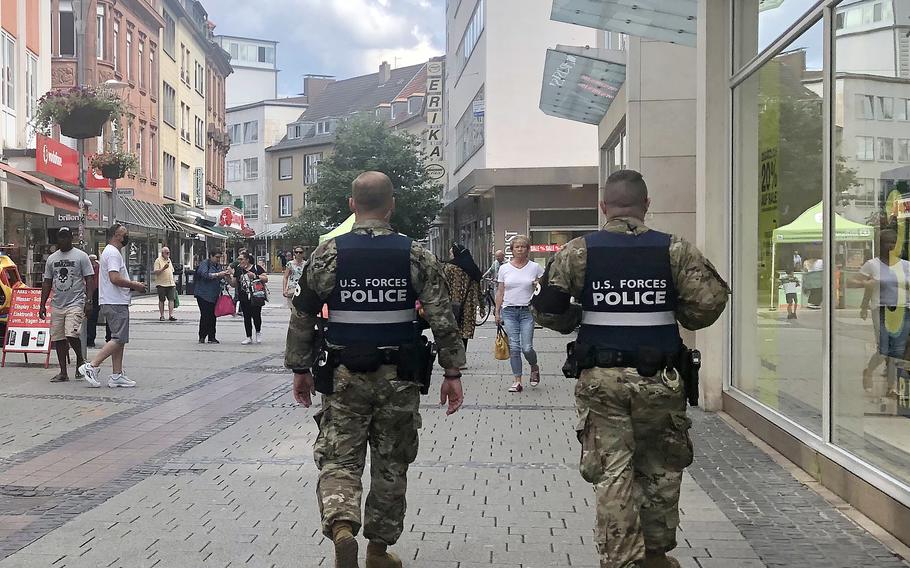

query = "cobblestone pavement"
[0,288,907,567]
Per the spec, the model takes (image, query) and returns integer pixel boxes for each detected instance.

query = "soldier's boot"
[637,552,681,568]
[365,542,402,568]
[332,522,359,568]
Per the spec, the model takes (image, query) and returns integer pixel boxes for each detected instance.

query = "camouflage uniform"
[285,219,466,546]
[534,216,729,568]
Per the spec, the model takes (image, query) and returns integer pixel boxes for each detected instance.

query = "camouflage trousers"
[574,367,694,568]
[313,364,422,546]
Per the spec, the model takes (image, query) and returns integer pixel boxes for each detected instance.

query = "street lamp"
[102,80,130,223]
[263,204,270,272]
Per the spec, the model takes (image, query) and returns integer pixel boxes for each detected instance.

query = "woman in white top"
[495,235,544,392]
[283,246,307,308]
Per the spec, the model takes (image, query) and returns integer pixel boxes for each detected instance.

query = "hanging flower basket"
[90,150,139,180]
[31,85,131,140]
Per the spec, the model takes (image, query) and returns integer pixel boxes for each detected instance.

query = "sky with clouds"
[203,0,446,96]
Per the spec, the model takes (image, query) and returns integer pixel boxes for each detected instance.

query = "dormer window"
[408,96,423,115]
[288,123,303,139]
[317,120,333,135]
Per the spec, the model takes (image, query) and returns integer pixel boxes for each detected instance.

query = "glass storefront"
[732,0,910,493]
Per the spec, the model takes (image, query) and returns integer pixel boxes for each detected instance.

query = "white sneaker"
[255,332,262,344]
[79,363,101,388]
[108,374,136,388]
[241,337,253,345]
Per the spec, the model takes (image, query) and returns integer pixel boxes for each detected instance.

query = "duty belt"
[575,343,679,376]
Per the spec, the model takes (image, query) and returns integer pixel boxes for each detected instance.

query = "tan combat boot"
[637,552,681,568]
[365,541,402,568]
[332,522,359,568]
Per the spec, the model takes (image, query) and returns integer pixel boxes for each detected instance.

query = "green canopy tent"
[769,202,874,306]
[318,214,356,244]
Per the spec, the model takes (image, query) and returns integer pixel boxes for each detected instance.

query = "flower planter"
[100,164,128,180]
[58,106,111,139]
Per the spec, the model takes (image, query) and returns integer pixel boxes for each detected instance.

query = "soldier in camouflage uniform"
[533,170,729,568]
[287,171,466,568]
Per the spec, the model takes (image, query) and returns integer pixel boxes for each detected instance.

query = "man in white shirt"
[79,223,147,388]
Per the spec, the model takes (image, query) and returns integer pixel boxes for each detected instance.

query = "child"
[781,271,800,319]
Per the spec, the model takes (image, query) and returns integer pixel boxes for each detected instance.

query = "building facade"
[214,34,276,107]
[443,0,600,271]
[204,21,230,205]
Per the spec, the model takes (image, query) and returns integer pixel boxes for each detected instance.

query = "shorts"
[101,304,130,344]
[786,293,798,305]
[50,305,85,341]
[157,286,176,302]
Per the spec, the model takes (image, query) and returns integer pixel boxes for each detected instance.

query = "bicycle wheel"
[476,298,492,326]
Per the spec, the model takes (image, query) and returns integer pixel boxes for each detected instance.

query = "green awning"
[772,202,874,244]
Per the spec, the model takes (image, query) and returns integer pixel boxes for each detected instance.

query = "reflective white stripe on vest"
[329,309,416,324]
[582,311,676,327]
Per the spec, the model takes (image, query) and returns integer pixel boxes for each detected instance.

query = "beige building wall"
[158,2,180,204]
[268,141,333,225]
[174,10,206,206]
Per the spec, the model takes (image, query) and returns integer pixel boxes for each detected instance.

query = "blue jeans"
[501,306,538,377]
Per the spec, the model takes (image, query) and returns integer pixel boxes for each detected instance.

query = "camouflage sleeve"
[669,236,730,331]
[532,237,586,333]
[411,243,467,369]
[284,241,336,370]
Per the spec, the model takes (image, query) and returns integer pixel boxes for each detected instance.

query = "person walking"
[495,236,544,392]
[79,224,147,388]
[231,251,268,344]
[38,227,95,383]
[193,249,231,344]
[287,171,465,568]
[444,243,484,352]
[86,253,101,347]
[533,170,729,568]
[230,248,247,317]
[283,246,307,307]
[483,249,505,282]
[153,247,177,321]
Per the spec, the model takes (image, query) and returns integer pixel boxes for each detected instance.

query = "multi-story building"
[443,0,600,269]
[158,0,207,211]
[264,62,428,246]
[204,20,231,205]
[224,96,307,240]
[214,34,277,107]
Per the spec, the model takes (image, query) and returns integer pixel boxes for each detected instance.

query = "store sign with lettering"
[424,59,447,181]
[36,135,108,189]
[530,244,561,253]
[1,287,52,366]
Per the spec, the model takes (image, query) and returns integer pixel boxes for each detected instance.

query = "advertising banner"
[530,244,561,253]
[2,287,52,367]
[36,134,109,190]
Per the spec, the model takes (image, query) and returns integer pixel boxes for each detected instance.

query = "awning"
[118,197,183,232]
[175,219,228,239]
[550,0,697,47]
[253,227,286,239]
[539,47,626,125]
[0,161,82,213]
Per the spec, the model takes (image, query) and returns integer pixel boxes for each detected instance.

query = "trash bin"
[185,271,195,296]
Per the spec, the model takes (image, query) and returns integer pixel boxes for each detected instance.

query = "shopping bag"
[214,294,235,318]
[494,325,510,360]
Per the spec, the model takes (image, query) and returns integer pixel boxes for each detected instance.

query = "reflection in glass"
[833,0,910,487]
[735,0,820,69]
[734,20,824,434]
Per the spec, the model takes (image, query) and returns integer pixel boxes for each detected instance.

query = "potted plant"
[90,149,139,180]
[32,85,131,139]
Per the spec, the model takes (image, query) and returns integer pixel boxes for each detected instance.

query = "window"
[149,48,157,99]
[195,61,204,95]
[149,130,157,179]
[856,136,874,160]
[112,20,119,71]
[874,2,884,22]
[195,116,204,149]
[180,163,191,203]
[126,30,132,81]
[243,121,258,143]
[163,83,176,126]
[455,0,484,77]
[836,11,845,30]
[58,1,75,57]
[96,5,105,59]
[243,158,259,180]
[163,153,176,199]
[304,153,321,185]
[163,12,175,57]
[408,96,423,115]
[878,96,894,119]
[899,139,910,163]
[180,43,186,84]
[878,137,894,161]
[856,94,875,119]
[243,194,259,220]
[25,53,37,121]
[138,39,145,89]
[898,98,909,121]
[455,86,485,169]
[278,157,293,180]
[257,45,275,63]
[316,120,334,135]
[229,123,242,144]
[604,130,627,176]
[2,34,15,111]
[229,42,239,59]
[226,160,241,182]
[279,195,293,217]
[288,123,303,139]
[137,126,144,175]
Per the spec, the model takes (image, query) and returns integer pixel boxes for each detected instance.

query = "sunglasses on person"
[294,250,304,254]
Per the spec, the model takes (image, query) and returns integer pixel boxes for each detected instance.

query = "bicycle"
[476,277,496,326]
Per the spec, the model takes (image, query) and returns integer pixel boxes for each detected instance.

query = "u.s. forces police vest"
[577,229,682,353]
[326,232,419,347]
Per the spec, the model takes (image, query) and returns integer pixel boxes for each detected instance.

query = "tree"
[282,206,325,247]
[300,115,443,240]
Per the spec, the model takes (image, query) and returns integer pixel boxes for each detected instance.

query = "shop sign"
[425,59,446,177]
[47,190,108,229]
[893,197,910,219]
[504,230,519,261]
[1,287,52,367]
[36,135,108,189]
[530,244,561,253]
[194,168,205,209]
[424,163,446,180]
[219,207,247,231]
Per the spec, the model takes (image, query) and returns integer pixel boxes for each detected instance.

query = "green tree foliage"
[282,207,325,247]
[299,115,442,240]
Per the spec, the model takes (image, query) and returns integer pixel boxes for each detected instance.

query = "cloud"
[203,0,445,95]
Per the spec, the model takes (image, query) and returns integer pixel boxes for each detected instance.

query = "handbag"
[494,324,510,360]
[214,294,235,318]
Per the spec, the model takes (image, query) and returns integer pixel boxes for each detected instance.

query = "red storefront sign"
[1,287,52,367]
[219,208,248,231]
[530,244,562,253]
[36,135,109,189]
